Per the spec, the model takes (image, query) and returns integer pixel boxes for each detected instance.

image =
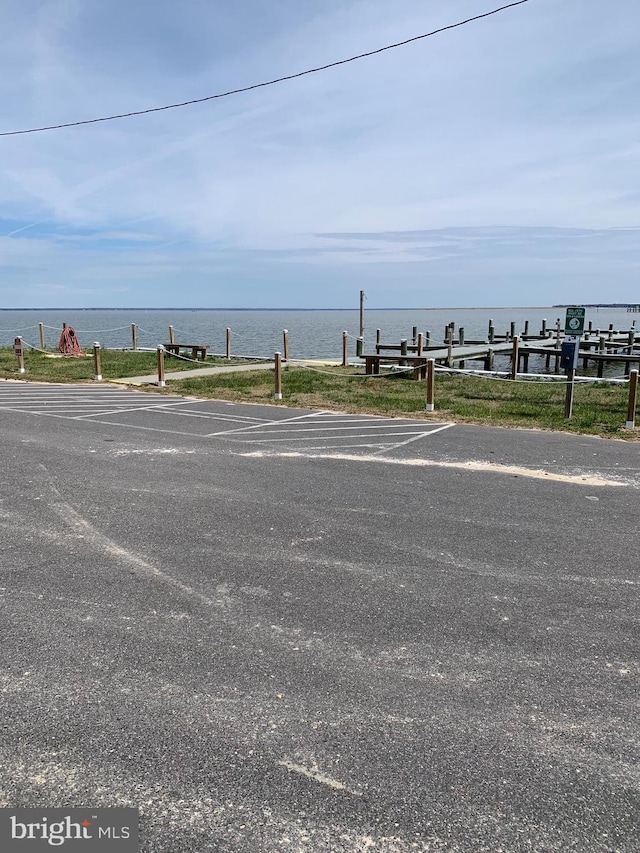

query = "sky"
[1,0,639,309]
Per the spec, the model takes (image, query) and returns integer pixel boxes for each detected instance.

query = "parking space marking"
[0,384,455,457]
[227,430,427,444]
[370,423,455,454]
[205,411,326,438]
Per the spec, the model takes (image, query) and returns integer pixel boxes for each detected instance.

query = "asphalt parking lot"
[1,381,639,852]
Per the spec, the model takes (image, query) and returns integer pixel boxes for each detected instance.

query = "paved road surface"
[0,381,638,852]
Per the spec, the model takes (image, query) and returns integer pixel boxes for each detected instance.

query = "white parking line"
[371,423,455,454]
[147,408,270,424]
[206,411,325,437]
[227,430,427,444]
[226,422,439,435]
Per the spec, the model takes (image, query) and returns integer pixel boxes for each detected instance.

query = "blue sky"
[1,0,639,308]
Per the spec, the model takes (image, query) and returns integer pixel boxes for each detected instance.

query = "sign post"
[562,308,585,418]
[14,336,25,374]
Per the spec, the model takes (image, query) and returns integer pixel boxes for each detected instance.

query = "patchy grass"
[0,347,258,383]
[160,365,638,440]
[1,352,636,439]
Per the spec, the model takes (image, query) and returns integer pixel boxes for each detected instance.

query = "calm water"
[1,307,637,364]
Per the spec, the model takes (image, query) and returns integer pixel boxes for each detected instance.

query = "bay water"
[1,307,636,362]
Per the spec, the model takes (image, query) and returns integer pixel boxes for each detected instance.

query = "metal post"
[283,329,290,362]
[425,359,435,411]
[39,322,45,350]
[626,369,638,429]
[169,325,175,345]
[156,345,165,387]
[274,352,282,399]
[93,342,102,381]
[342,331,348,367]
[131,323,137,351]
[564,368,576,419]
[226,328,231,360]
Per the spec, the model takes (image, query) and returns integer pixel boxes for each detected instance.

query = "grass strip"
[1,351,636,439]
[164,365,637,440]
[0,348,258,383]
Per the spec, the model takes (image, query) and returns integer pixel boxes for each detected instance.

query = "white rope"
[288,360,416,378]
[433,363,629,385]
[163,348,204,364]
[42,323,132,333]
[133,326,156,337]
[0,325,39,333]
[22,340,52,355]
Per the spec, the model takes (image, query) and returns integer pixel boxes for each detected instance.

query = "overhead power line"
[0,0,529,138]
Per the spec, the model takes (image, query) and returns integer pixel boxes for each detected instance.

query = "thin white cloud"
[1,0,640,306]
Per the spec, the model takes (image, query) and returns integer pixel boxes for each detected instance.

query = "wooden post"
[425,331,431,347]
[400,338,408,364]
[511,336,519,380]
[226,328,231,360]
[359,290,365,339]
[376,328,381,349]
[447,328,453,368]
[564,368,576,419]
[524,320,529,337]
[488,319,494,338]
[588,320,593,333]
[425,358,435,411]
[283,329,290,362]
[156,345,165,387]
[626,369,638,429]
[39,322,45,350]
[274,352,283,399]
[484,348,494,371]
[169,325,175,345]
[541,318,547,336]
[15,336,25,374]
[510,321,516,340]
[356,337,364,357]
[131,323,137,351]
[342,331,348,367]
[93,342,102,381]
[412,326,418,346]
[417,333,423,356]
[488,324,495,344]
[458,327,465,346]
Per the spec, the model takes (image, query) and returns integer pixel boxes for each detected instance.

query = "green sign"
[565,307,585,336]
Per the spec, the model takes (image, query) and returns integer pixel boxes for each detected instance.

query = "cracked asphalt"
[1,382,639,852]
